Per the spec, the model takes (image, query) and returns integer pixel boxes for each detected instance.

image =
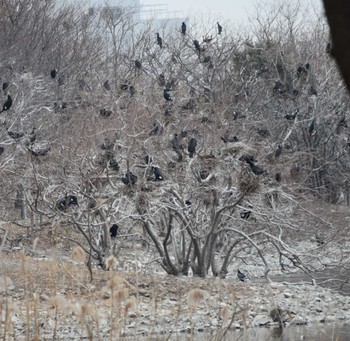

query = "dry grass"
[0,247,257,340]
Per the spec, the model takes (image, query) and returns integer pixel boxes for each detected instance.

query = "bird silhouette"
[163,89,172,101]
[135,60,142,68]
[2,82,9,91]
[275,173,282,182]
[152,166,164,181]
[193,40,201,53]
[122,171,137,186]
[275,144,282,158]
[156,33,163,48]
[100,108,112,117]
[181,22,186,35]
[109,158,119,171]
[285,110,298,120]
[50,68,57,79]
[1,94,12,113]
[237,270,246,282]
[171,134,182,151]
[240,210,251,220]
[308,120,316,135]
[109,224,119,238]
[103,80,111,91]
[217,22,222,34]
[188,137,197,158]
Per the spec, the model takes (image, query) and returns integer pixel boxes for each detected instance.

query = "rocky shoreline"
[2,259,350,340]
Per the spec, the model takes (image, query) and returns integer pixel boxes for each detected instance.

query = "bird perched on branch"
[181,22,186,35]
[188,137,197,158]
[237,270,246,282]
[135,59,142,69]
[109,224,119,238]
[163,88,172,101]
[50,68,57,79]
[2,82,9,92]
[217,22,222,34]
[103,80,111,91]
[121,171,137,186]
[1,94,12,113]
[193,40,201,53]
[156,33,163,48]
[152,166,164,181]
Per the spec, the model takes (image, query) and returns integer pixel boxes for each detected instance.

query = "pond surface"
[219,323,350,341]
[141,323,350,340]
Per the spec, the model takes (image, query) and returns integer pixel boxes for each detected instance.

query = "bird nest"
[237,170,260,194]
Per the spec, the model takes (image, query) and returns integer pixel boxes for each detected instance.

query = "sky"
[142,0,324,25]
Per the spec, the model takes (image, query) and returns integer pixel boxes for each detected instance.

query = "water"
[221,323,350,341]
[140,323,350,340]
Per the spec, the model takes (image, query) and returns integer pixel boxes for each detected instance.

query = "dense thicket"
[0,1,348,282]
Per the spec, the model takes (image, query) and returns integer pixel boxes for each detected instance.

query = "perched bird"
[109,158,120,171]
[144,155,153,164]
[240,210,251,220]
[152,166,164,181]
[29,127,37,143]
[2,82,9,92]
[275,144,282,158]
[129,85,136,96]
[163,88,172,101]
[121,171,137,186]
[273,80,285,94]
[1,94,12,112]
[180,130,188,138]
[103,80,111,91]
[202,56,211,63]
[237,270,246,282]
[58,72,65,86]
[7,130,23,139]
[100,108,113,117]
[156,33,163,48]
[181,22,186,35]
[109,224,119,238]
[185,199,192,207]
[56,194,78,211]
[56,198,67,211]
[308,119,316,135]
[249,162,266,175]
[296,64,308,79]
[188,137,197,158]
[284,110,298,120]
[217,22,222,35]
[171,134,182,152]
[67,195,78,206]
[135,59,142,69]
[0,146,4,155]
[275,172,282,182]
[193,40,201,53]
[326,42,332,54]
[50,68,57,79]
